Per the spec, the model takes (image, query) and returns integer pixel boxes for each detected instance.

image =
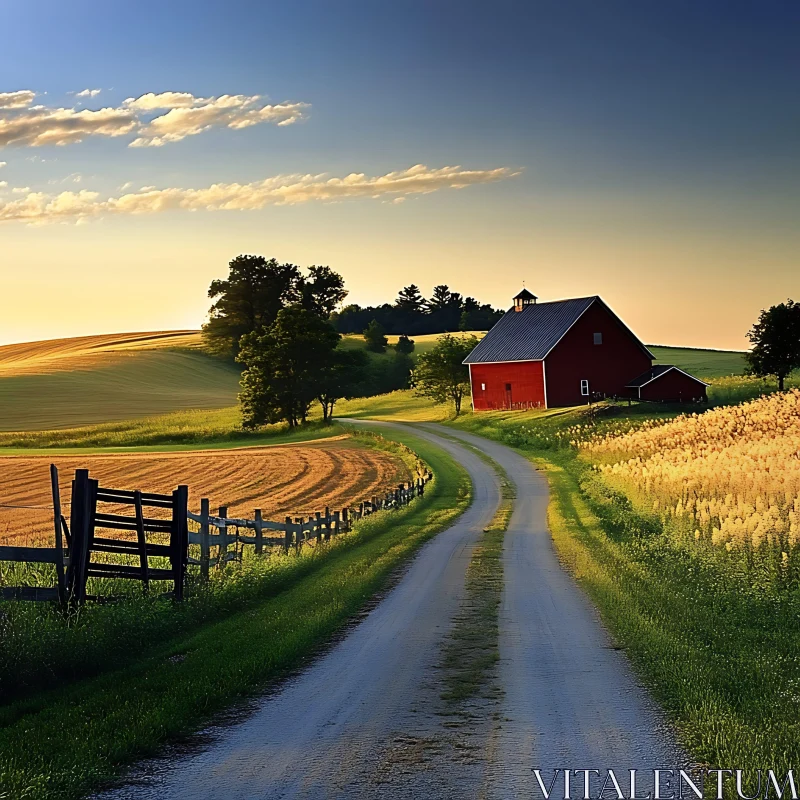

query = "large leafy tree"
[238,307,341,428]
[299,265,348,318]
[746,300,800,391]
[203,255,346,356]
[413,334,479,415]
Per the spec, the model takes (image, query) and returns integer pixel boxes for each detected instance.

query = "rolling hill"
[0,331,241,432]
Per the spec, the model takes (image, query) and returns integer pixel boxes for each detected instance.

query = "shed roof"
[625,365,710,388]
[463,296,653,364]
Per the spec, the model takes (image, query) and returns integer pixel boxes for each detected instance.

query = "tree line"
[332,283,503,335]
[201,255,489,427]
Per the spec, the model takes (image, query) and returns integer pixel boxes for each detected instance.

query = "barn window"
[593,332,603,345]
[505,383,512,391]
[481,383,486,391]
[580,379,590,396]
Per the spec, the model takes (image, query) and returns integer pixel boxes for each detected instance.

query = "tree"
[413,334,479,415]
[395,334,415,355]
[203,255,301,356]
[426,284,452,312]
[363,319,388,353]
[395,284,426,314]
[299,265,348,318]
[745,300,800,391]
[203,256,346,356]
[317,349,369,423]
[237,307,341,428]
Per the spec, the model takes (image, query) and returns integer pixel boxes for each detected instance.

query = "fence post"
[66,469,92,605]
[333,511,340,539]
[295,517,303,552]
[219,506,228,563]
[49,464,67,607]
[284,516,292,553]
[254,508,263,555]
[316,511,322,544]
[200,498,210,580]
[324,506,330,540]
[342,507,349,532]
[171,485,189,601]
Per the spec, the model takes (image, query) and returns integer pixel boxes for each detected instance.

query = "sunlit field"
[583,390,800,585]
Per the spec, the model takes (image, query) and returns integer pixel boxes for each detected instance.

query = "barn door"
[505,382,512,409]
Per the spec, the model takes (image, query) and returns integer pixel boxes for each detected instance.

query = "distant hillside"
[0,331,241,432]
[649,345,747,379]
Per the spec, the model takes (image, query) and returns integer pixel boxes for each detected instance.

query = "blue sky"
[1,1,799,347]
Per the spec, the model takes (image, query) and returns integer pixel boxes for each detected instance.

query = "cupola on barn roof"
[513,288,537,302]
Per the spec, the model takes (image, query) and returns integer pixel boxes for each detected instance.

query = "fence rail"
[0,466,433,603]
[186,475,431,577]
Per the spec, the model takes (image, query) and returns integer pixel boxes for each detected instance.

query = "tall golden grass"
[583,389,800,553]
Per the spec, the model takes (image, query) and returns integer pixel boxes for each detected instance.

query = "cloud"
[0,106,137,147]
[0,181,7,188]
[0,161,5,168]
[0,91,35,109]
[0,164,519,224]
[123,92,201,111]
[12,186,31,193]
[128,95,309,146]
[0,89,310,149]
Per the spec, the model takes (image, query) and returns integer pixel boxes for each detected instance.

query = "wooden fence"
[0,467,432,603]
[187,475,432,579]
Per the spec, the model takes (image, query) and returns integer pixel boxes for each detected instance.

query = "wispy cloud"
[127,94,309,146]
[0,89,309,150]
[0,106,138,147]
[0,91,36,109]
[0,164,520,224]
[0,161,6,168]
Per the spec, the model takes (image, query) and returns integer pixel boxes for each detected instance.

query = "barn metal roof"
[464,296,654,364]
[626,365,710,388]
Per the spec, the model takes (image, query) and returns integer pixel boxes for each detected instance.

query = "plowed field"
[0,437,411,546]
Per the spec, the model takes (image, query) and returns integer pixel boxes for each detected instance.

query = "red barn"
[464,290,708,410]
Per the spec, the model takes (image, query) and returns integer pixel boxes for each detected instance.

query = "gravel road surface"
[97,423,684,800]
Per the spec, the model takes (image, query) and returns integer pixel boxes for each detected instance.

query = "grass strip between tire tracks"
[0,429,471,800]
[438,443,514,710]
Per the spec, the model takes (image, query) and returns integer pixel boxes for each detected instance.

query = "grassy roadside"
[0,431,471,800]
[448,409,800,775]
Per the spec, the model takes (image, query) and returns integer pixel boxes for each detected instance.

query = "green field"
[649,344,746,378]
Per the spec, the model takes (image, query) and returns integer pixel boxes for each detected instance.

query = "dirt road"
[98,423,683,800]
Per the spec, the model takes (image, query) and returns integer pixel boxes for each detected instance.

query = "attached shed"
[625,365,709,403]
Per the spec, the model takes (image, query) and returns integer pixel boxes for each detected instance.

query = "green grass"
[0,350,242,433]
[649,344,746,378]
[0,429,471,800]
[0,407,346,454]
[336,389,447,422]
[446,404,800,776]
